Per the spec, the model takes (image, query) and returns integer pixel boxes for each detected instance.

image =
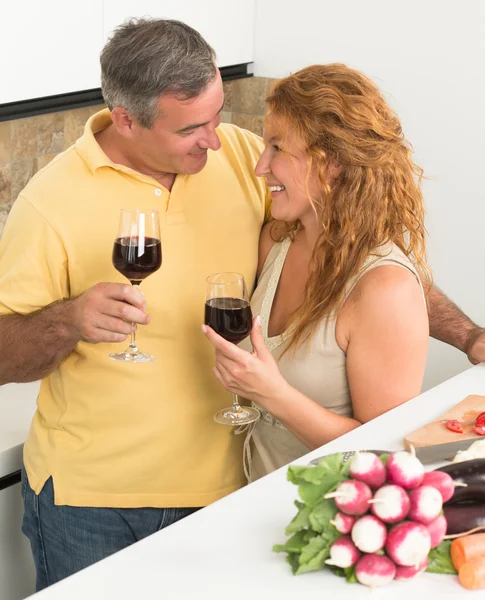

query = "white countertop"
[29,364,485,599]
[0,381,38,479]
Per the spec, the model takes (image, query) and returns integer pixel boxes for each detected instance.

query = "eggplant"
[443,502,485,535]
[436,458,485,504]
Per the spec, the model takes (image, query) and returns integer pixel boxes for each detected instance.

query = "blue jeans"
[21,466,200,592]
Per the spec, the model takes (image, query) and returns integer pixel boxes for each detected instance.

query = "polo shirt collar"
[75,108,118,174]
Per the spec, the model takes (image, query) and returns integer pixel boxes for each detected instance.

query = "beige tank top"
[238,238,424,482]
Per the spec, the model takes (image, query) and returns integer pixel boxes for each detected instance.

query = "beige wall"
[0,77,275,238]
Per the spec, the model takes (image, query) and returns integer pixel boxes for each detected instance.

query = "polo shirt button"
[154,188,162,196]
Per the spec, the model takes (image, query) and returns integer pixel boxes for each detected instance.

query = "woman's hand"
[202,316,290,407]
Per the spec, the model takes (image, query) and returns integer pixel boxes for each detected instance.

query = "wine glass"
[110,209,161,363]
[205,272,261,426]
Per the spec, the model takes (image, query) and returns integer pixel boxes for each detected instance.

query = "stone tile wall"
[0,76,276,238]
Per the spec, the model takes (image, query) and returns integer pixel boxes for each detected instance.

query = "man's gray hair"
[100,18,217,128]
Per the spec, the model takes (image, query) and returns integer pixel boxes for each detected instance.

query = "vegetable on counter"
[451,533,485,570]
[443,503,485,536]
[386,448,424,489]
[446,419,464,434]
[436,458,485,504]
[459,558,485,590]
[349,451,386,488]
[351,515,387,553]
[453,439,485,464]
[274,449,457,589]
[325,536,360,568]
[355,554,396,587]
[421,471,456,503]
[408,485,443,524]
[368,484,410,523]
[452,533,485,590]
[427,514,447,548]
[323,480,372,516]
[385,521,431,567]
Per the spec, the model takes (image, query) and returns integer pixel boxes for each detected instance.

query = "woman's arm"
[202,263,428,451]
[337,264,429,423]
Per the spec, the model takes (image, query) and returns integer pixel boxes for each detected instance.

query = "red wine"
[112,236,162,284]
[204,297,252,344]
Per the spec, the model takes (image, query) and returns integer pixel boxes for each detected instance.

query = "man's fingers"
[96,330,128,344]
[102,298,150,325]
[93,315,133,336]
[97,282,147,310]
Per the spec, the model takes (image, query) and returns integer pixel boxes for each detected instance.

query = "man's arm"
[427,284,485,364]
[0,301,80,385]
[0,283,149,385]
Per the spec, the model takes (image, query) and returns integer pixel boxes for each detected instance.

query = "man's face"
[132,71,224,175]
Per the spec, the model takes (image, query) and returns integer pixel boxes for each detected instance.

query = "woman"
[202,64,430,481]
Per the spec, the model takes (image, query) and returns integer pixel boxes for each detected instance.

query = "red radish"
[324,480,373,516]
[386,521,431,566]
[349,451,386,488]
[394,557,428,580]
[426,514,447,548]
[386,447,424,489]
[422,470,455,503]
[368,484,410,523]
[355,554,396,587]
[329,512,355,534]
[324,535,361,568]
[351,515,387,553]
[408,485,443,525]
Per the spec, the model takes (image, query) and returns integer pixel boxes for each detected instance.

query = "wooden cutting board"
[404,394,485,449]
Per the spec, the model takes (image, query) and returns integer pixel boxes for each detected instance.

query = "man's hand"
[70,282,150,344]
[465,327,485,365]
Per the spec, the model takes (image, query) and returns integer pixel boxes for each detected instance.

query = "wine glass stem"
[232,394,243,414]
[129,322,138,352]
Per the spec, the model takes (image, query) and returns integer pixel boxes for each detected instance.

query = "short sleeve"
[0,195,69,315]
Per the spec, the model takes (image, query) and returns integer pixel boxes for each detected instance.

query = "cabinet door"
[103,0,255,67]
[0,481,35,600]
[0,0,102,104]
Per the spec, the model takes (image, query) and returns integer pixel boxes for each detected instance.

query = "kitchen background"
[0,1,483,397]
[0,77,272,232]
[1,1,484,599]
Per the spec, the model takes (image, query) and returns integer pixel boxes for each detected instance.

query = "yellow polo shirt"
[0,109,270,507]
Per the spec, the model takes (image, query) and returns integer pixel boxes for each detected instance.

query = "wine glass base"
[214,406,260,426]
[109,351,155,363]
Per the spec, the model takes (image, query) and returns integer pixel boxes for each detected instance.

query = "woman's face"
[255,116,319,223]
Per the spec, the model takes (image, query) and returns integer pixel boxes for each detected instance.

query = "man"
[0,17,483,592]
[0,19,268,591]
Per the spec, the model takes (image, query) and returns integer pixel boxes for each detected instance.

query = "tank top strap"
[343,243,425,305]
[259,237,292,352]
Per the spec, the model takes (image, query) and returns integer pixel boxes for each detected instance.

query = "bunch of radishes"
[323,448,454,587]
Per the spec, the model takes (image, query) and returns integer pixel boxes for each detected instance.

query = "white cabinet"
[102,0,255,68]
[0,0,255,105]
[0,480,36,600]
[0,0,102,105]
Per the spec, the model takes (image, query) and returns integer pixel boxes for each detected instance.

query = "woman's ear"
[327,161,343,182]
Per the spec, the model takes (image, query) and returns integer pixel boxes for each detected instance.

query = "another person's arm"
[427,284,485,364]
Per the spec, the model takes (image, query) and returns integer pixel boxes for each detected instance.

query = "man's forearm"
[427,284,480,353]
[0,300,80,385]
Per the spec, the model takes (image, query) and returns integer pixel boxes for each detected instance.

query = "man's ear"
[110,107,136,138]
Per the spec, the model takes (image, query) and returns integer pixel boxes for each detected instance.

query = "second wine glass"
[110,209,162,363]
[205,272,260,426]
